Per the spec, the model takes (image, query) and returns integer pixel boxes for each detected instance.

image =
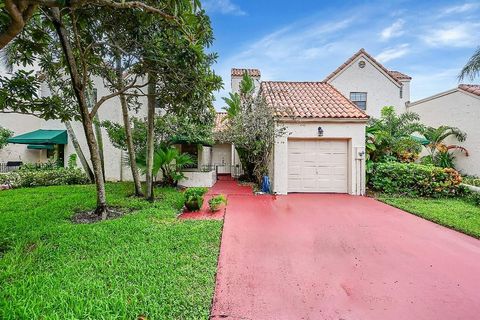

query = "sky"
[203,0,480,110]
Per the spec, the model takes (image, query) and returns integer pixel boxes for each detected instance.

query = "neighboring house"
[408,84,480,177]
[325,48,411,118]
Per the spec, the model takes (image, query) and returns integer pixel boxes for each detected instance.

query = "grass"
[0,183,222,319]
[378,194,480,239]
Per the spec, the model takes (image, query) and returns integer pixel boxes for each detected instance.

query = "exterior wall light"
[318,127,324,137]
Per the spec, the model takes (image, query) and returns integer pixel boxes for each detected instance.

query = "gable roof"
[408,84,480,107]
[459,84,480,97]
[324,48,410,86]
[260,81,368,119]
[231,68,261,77]
[388,70,412,81]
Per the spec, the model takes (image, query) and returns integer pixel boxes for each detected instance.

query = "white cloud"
[203,0,246,16]
[440,3,480,16]
[376,44,410,63]
[423,22,480,47]
[380,19,405,40]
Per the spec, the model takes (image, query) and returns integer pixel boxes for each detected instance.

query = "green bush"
[371,162,463,197]
[0,167,89,188]
[208,194,227,212]
[184,187,208,212]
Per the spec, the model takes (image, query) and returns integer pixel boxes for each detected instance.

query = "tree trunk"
[145,72,156,201]
[93,114,106,182]
[49,8,108,218]
[116,58,144,197]
[65,121,94,182]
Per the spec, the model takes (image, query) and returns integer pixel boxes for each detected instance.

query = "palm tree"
[459,47,480,80]
[136,146,193,187]
[422,126,468,168]
[367,106,425,162]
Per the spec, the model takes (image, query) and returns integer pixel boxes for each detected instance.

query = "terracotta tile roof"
[231,68,261,77]
[388,70,412,80]
[214,112,228,132]
[260,81,369,119]
[324,48,404,86]
[459,84,480,97]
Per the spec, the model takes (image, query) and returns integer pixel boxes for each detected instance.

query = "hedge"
[0,168,90,188]
[371,162,463,197]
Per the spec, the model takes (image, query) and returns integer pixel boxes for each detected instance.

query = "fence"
[0,163,21,173]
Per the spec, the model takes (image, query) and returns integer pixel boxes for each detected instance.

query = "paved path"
[211,189,480,319]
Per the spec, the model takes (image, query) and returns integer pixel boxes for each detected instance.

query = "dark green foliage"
[371,162,463,197]
[0,167,89,188]
[184,187,208,211]
[0,183,222,318]
[136,146,194,187]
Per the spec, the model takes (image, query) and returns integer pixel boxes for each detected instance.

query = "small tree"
[0,126,13,149]
[421,126,468,168]
[366,106,425,164]
[219,73,284,185]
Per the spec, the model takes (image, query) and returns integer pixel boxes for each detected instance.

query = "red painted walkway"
[211,193,480,320]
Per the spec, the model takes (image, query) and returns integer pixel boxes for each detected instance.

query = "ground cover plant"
[0,183,222,319]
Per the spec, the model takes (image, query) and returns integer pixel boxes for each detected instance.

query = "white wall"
[0,113,47,163]
[328,54,409,119]
[272,121,367,195]
[408,90,480,176]
[1,75,148,181]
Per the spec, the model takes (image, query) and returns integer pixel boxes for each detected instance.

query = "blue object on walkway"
[261,175,271,193]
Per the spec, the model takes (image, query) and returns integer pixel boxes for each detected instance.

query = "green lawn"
[0,183,222,319]
[378,195,480,239]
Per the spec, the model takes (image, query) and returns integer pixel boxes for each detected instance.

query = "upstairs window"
[400,86,403,99]
[350,92,367,110]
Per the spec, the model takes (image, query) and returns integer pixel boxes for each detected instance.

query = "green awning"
[411,135,430,146]
[7,130,67,145]
[27,144,55,150]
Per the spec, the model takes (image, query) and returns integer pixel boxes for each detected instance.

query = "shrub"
[208,194,227,212]
[184,187,208,212]
[371,162,463,197]
[0,167,89,188]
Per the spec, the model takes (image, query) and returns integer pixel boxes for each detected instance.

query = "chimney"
[231,68,261,95]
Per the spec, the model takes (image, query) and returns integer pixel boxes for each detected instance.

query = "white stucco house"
[324,48,411,118]
[408,84,480,177]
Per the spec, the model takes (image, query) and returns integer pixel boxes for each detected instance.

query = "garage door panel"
[288,139,348,193]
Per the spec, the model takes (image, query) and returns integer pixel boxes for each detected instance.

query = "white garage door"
[288,139,348,193]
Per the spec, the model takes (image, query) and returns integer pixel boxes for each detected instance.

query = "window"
[400,86,403,99]
[350,92,367,110]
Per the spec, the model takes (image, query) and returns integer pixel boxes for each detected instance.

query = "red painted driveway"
[211,193,480,320]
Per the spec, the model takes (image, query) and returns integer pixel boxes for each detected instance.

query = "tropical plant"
[218,73,285,184]
[184,187,208,212]
[136,146,193,187]
[459,46,480,80]
[208,194,227,212]
[0,126,13,149]
[366,106,425,164]
[421,126,468,168]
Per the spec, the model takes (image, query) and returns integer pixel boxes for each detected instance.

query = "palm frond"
[459,47,480,81]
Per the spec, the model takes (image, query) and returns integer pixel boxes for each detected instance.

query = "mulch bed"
[71,207,130,224]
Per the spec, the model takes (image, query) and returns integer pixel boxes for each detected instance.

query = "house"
[407,84,480,177]
[324,48,411,118]
[223,68,369,195]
